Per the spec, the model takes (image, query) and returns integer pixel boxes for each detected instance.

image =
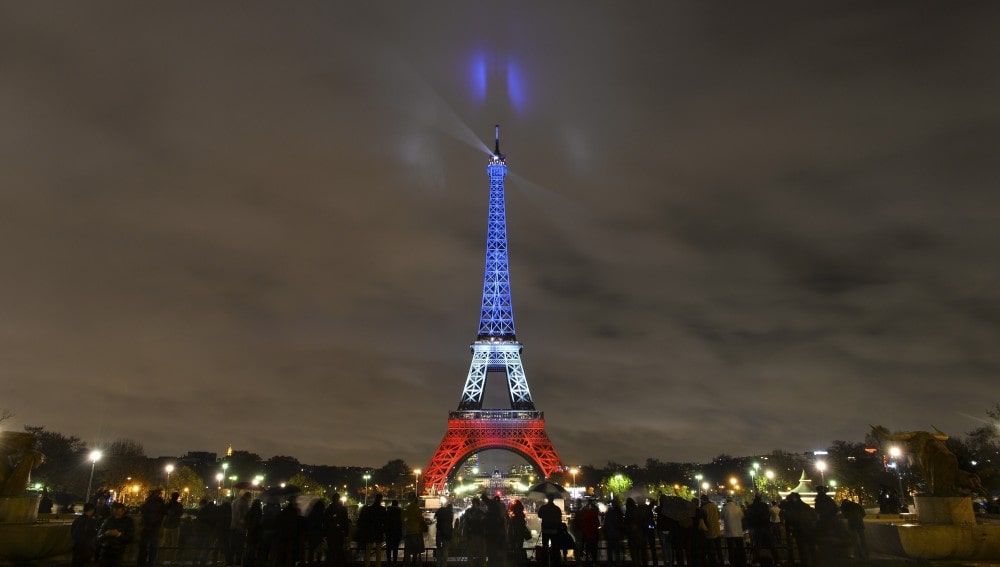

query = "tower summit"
[423,126,563,494]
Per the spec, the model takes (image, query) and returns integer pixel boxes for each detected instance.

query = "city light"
[85,450,102,503]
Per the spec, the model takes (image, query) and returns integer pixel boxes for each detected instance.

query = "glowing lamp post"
[165,464,175,490]
[363,473,372,505]
[414,469,422,494]
[86,450,102,503]
[694,474,703,494]
[889,446,905,506]
[816,460,827,486]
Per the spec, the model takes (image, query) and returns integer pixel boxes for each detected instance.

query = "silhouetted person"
[137,488,166,567]
[71,503,99,567]
[357,493,387,567]
[624,498,643,567]
[745,494,779,565]
[721,498,746,567]
[303,499,326,564]
[782,493,816,567]
[273,496,301,567]
[699,495,723,567]
[505,500,527,567]
[324,494,350,567]
[537,495,563,567]
[38,488,54,514]
[161,492,184,564]
[575,500,600,566]
[463,498,486,567]
[839,499,868,561]
[403,494,427,567]
[639,499,658,567]
[230,492,252,566]
[97,503,135,567]
[602,499,624,567]
[385,500,404,563]
[244,499,263,567]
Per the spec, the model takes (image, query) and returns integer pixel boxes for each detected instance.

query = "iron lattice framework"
[424,127,563,494]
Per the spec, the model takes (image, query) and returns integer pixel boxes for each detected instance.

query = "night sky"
[3,4,1000,470]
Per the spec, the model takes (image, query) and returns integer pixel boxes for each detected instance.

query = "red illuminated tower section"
[423,127,563,494]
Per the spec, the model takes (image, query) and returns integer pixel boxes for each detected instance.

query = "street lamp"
[86,450,102,503]
[889,446,905,507]
[570,467,579,489]
[414,469,422,494]
[694,474,703,493]
[165,464,174,490]
[363,473,371,505]
[216,473,224,498]
[816,460,827,486]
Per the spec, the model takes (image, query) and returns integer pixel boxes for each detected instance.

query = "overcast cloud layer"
[2,3,999,469]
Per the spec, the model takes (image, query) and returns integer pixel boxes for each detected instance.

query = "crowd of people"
[67,484,876,567]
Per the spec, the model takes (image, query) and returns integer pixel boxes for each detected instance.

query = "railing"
[449,410,543,421]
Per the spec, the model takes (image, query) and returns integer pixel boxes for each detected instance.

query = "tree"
[375,459,412,496]
[290,472,326,500]
[100,438,155,502]
[264,456,301,486]
[961,403,1000,494]
[22,425,88,497]
[826,440,884,505]
[602,472,633,498]
[226,450,264,485]
[165,465,206,508]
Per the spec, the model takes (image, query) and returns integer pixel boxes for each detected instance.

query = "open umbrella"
[528,481,569,501]
[261,484,302,498]
[656,495,696,522]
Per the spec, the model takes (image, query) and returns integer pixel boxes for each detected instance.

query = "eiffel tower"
[422,126,563,494]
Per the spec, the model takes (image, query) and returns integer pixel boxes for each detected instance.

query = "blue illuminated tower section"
[458,125,535,411]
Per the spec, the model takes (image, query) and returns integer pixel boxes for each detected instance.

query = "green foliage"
[603,472,633,497]
[23,425,88,496]
[164,465,206,507]
[289,472,326,499]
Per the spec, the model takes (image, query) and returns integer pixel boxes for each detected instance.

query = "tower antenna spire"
[494,124,501,156]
